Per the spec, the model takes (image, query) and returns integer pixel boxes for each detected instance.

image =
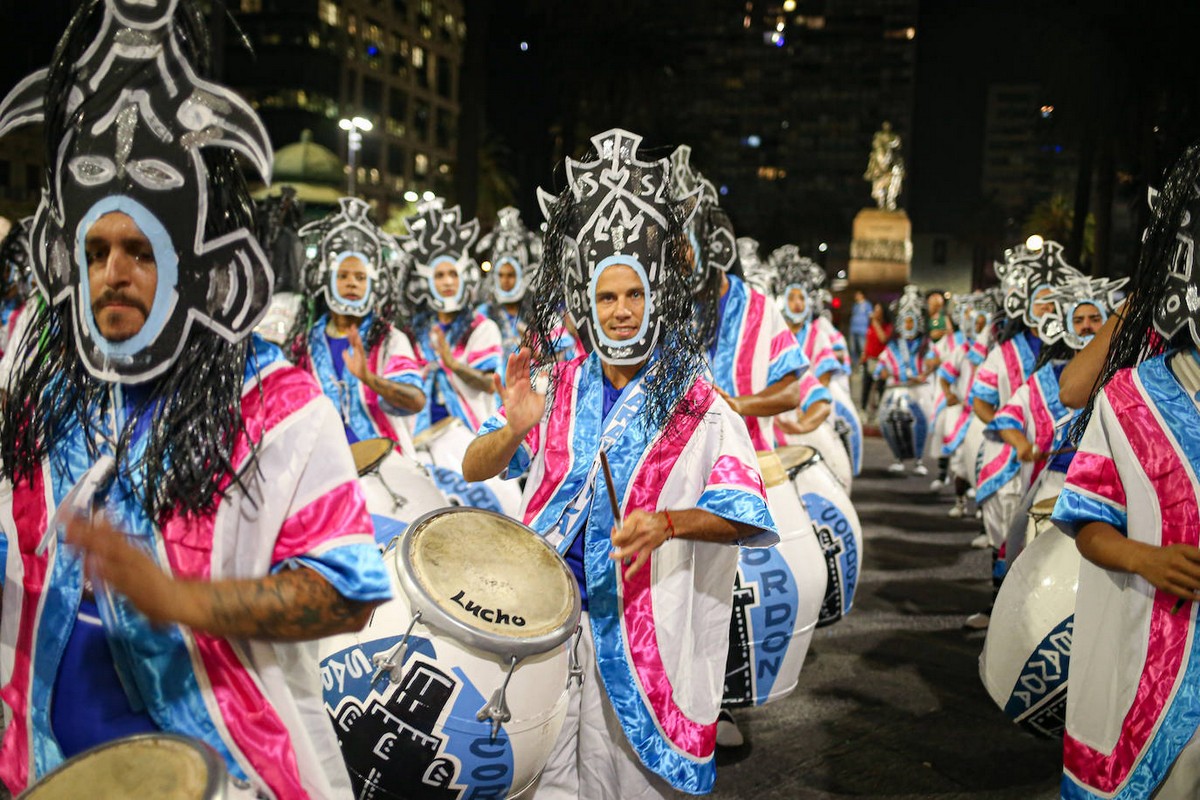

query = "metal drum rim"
[19,733,228,799]
[396,507,583,661]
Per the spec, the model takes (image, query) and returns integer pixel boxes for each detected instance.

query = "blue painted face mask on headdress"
[478,206,541,304]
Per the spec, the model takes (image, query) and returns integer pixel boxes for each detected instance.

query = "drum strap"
[549,375,647,553]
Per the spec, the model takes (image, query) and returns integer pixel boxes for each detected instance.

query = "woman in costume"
[875,286,935,474]
[400,200,520,514]
[1051,144,1200,799]
[288,197,425,455]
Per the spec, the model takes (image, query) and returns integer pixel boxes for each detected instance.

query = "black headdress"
[528,128,708,432]
[0,217,34,302]
[767,245,823,326]
[0,0,274,518]
[477,206,542,306]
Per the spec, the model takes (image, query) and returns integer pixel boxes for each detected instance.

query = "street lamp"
[1025,234,1044,252]
[339,116,373,196]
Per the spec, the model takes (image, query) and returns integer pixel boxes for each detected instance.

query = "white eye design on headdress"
[128,158,186,190]
[69,156,118,187]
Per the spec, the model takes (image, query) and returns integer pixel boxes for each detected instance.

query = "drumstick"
[599,450,622,530]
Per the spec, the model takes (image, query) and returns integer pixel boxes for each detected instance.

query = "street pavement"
[712,435,1062,800]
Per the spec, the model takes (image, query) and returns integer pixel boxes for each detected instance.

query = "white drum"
[979,525,1080,738]
[19,734,254,799]
[878,385,930,462]
[788,423,852,490]
[351,438,451,547]
[827,379,863,476]
[780,445,864,627]
[252,292,301,345]
[722,451,827,708]
[413,418,523,517]
[319,508,582,799]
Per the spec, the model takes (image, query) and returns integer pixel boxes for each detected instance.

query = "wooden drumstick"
[600,450,622,531]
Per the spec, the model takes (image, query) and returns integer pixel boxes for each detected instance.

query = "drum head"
[21,734,225,800]
[755,451,787,488]
[398,508,582,660]
[776,444,819,478]
[1031,496,1059,518]
[350,438,393,477]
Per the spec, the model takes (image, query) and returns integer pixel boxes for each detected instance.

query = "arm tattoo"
[201,567,377,641]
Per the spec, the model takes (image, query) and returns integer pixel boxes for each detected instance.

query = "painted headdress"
[1039,276,1128,350]
[767,245,824,325]
[995,240,1083,327]
[892,284,925,340]
[297,197,404,319]
[1146,183,1200,345]
[400,199,481,314]
[536,128,700,366]
[668,145,737,292]
[477,206,541,304]
[0,0,274,383]
[737,237,772,294]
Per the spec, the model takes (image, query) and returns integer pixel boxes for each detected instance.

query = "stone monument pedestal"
[848,208,912,289]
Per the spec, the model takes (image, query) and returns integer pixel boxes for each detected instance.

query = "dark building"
[224,0,465,213]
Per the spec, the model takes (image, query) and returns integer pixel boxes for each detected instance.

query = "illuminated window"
[414,152,429,177]
[240,0,262,11]
[412,45,425,68]
[318,0,340,26]
[347,13,358,36]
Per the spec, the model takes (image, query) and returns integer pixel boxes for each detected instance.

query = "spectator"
[861,302,893,412]
[848,290,872,365]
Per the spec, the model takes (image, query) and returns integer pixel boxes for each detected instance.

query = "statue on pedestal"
[864,121,905,211]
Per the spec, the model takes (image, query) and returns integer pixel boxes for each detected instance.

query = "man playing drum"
[0,3,393,796]
[463,129,778,799]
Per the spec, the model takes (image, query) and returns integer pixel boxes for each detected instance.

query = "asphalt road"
[711,436,1063,800]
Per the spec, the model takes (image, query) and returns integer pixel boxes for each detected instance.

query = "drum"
[788,423,852,490]
[827,380,863,476]
[251,292,301,346]
[878,386,929,462]
[319,508,582,799]
[413,419,523,517]
[351,438,450,547]
[1028,497,1059,539]
[779,445,864,628]
[722,451,827,709]
[19,734,251,799]
[979,525,1080,738]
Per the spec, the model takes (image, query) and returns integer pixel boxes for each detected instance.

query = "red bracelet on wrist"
[663,510,676,541]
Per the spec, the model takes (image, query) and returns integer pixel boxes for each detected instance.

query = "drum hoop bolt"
[567,625,585,687]
[476,655,520,739]
[370,611,422,686]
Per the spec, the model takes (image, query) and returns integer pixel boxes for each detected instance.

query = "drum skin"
[792,458,863,628]
[358,449,451,547]
[788,423,852,490]
[979,526,1080,738]
[723,465,828,709]
[319,547,571,799]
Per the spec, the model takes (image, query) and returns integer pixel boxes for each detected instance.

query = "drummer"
[668,147,807,452]
[874,285,937,474]
[768,246,841,388]
[1051,142,1200,798]
[463,128,778,798]
[0,4,392,796]
[289,197,426,454]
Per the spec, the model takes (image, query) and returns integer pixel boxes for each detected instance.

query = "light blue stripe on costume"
[976,450,1020,505]
[309,313,381,441]
[276,544,393,603]
[697,488,776,547]
[988,415,1025,434]
[709,275,748,396]
[800,385,832,412]
[971,382,1000,407]
[811,355,842,380]
[477,414,531,479]
[1051,489,1127,538]
[941,411,971,457]
[1059,354,1200,799]
[766,340,806,386]
[413,325,473,434]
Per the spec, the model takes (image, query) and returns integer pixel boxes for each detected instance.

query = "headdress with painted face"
[0,0,274,384]
[477,206,541,305]
[297,197,403,319]
[892,284,925,340]
[536,129,700,366]
[400,199,481,315]
[767,245,824,326]
[668,145,737,293]
[1145,184,1200,346]
[0,217,34,302]
[1039,277,1127,350]
[996,240,1084,328]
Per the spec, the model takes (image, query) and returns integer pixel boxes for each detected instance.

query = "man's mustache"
[92,290,150,317]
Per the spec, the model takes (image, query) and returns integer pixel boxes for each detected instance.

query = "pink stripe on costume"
[999,341,1025,402]
[735,292,764,397]
[1064,370,1200,792]
[0,467,50,792]
[618,381,718,759]
[943,407,971,449]
[525,360,584,525]
[709,454,767,496]
[364,344,403,448]
[272,480,373,563]
[1025,377,1055,484]
[768,329,794,364]
[978,446,1014,486]
[380,353,423,382]
[1067,452,1127,509]
[466,344,502,370]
